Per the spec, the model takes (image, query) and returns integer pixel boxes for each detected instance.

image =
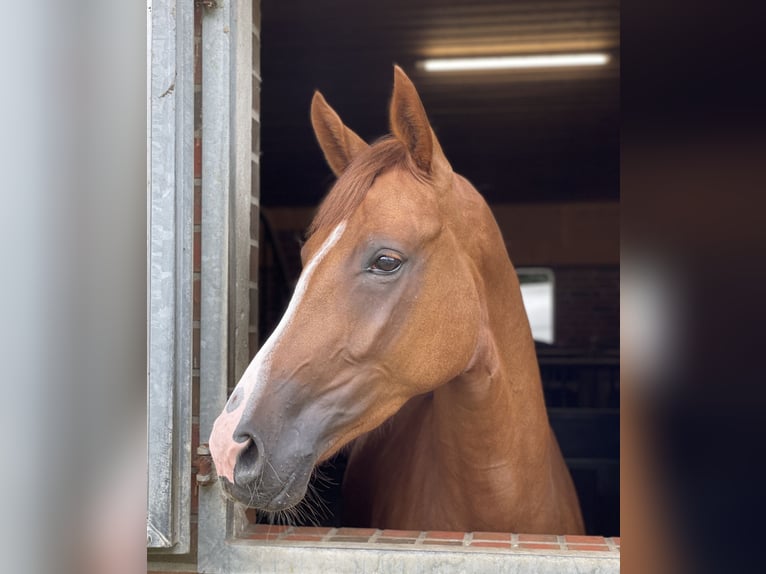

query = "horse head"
[209,67,488,511]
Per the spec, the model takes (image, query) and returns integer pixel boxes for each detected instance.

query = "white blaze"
[208,222,347,482]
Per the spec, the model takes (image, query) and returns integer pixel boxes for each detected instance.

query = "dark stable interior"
[252,0,619,537]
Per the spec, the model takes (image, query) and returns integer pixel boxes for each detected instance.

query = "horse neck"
[431,186,552,483]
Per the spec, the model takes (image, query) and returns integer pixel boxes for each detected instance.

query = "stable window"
[148,2,618,572]
[518,267,556,344]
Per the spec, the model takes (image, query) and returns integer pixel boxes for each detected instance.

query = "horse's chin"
[260,471,306,512]
[219,467,312,512]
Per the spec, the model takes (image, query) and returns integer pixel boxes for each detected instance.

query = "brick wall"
[189,2,204,566]
[249,1,262,363]
[550,265,619,351]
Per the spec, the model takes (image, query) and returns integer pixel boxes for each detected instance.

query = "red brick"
[425,530,465,540]
[192,327,200,369]
[194,139,202,178]
[193,277,201,321]
[564,535,605,545]
[192,374,199,416]
[568,544,610,552]
[381,529,419,538]
[472,531,511,541]
[518,533,559,543]
[376,538,416,544]
[194,5,202,36]
[193,230,201,272]
[189,421,200,515]
[243,533,281,540]
[190,520,198,554]
[190,476,198,514]
[336,527,376,537]
[249,246,259,284]
[292,526,332,535]
[194,184,201,225]
[283,534,325,542]
[194,41,202,85]
[252,524,290,534]
[330,536,375,543]
[191,422,199,458]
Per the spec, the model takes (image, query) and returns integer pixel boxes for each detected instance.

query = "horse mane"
[307,136,427,238]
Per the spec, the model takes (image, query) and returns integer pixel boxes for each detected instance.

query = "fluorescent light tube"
[421,53,610,72]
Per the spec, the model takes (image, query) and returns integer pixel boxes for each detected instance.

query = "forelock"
[306,136,427,238]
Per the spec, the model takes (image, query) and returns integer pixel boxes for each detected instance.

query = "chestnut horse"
[209,66,584,534]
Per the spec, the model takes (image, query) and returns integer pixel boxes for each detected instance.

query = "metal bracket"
[195,0,218,9]
[196,443,217,485]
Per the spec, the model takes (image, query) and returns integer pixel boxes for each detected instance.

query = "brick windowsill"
[240,525,620,555]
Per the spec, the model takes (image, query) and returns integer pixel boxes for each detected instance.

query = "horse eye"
[369,254,402,274]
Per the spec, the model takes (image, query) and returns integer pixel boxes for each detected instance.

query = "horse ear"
[311,91,369,177]
[390,65,434,173]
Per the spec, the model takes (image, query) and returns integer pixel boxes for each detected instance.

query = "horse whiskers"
[243,457,272,510]
[265,459,286,489]
[310,463,337,488]
[246,479,259,509]
[230,455,338,528]
[251,471,332,527]
[305,482,331,523]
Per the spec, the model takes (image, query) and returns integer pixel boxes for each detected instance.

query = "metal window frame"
[146,0,194,554]
[198,0,254,565]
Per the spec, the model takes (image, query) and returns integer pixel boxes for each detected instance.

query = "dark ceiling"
[260,0,619,207]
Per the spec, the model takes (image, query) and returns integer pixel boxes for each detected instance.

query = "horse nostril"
[233,435,264,484]
[233,429,251,444]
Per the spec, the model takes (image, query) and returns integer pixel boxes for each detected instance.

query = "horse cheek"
[398,270,480,393]
[441,273,482,377]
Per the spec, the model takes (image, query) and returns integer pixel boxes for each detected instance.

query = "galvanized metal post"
[198,0,255,569]
[147,0,194,555]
